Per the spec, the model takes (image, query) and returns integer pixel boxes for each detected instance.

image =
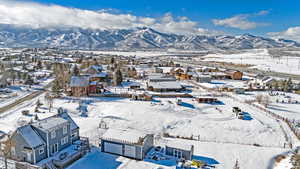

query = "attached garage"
[100,129,154,160]
[124,145,136,158]
[104,142,123,155]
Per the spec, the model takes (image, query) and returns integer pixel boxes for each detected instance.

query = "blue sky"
[1,0,300,41]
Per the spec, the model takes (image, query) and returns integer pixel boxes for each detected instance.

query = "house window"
[63,126,67,135]
[51,130,56,139]
[71,132,77,138]
[61,136,68,145]
[39,147,44,155]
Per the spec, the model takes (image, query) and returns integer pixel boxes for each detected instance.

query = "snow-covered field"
[1,78,298,169]
[234,91,300,121]
[0,89,290,169]
[81,50,169,58]
[203,49,300,75]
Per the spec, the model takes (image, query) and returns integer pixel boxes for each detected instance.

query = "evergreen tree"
[73,65,80,76]
[110,57,115,65]
[37,60,43,69]
[113,68,123,86]
[233,159,240,169]
[52,79,61,93]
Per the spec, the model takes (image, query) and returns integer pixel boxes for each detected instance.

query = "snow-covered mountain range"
[0,24,299,50]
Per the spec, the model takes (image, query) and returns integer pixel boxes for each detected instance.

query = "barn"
[195,97,218,103]
[100,129,154,160]
[226,70,243,80]
[70,76,90,97]
[165,142,194,160]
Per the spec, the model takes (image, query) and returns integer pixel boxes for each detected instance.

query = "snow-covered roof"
[158,67,173,73]
[18,125,45,148]
[122,81,141,87]
[148,74,176,82]
[166,141,193,151]
[70,76,89,87]
[83,65,103,73]
[89,72,107,78]
[102,129,148,145]
[149,81,182,89]
[33,117,68,131]
[57,112,79,131]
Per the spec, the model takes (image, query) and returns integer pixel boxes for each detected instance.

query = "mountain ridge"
[0,25,299,50]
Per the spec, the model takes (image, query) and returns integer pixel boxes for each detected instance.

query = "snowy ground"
[234,91,300,121]
[203,49,300,75]
[0,80,295,169]
[0,77,53,108]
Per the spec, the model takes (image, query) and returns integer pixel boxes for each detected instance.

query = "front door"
[173,149,182,159]
[51,143,59,155]
[26,151,32,162]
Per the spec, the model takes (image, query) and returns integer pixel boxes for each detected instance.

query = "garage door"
[104,142,123,155]
[124,145,136,158]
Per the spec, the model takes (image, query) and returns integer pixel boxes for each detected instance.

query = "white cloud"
[268,26,300,42]
[0,0,221,35]
[255,10,270,16]
[212,11,269,30]
[151,13,221,35]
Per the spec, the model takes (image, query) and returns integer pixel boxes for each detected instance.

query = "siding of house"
[71,128,80,142]
[47,123,71,156]
[12,133,47,164]
[34,145,47,163]
[12,133,34,163]
[101,137,153,160]
[142,135,154,159]
[165,146,193,160]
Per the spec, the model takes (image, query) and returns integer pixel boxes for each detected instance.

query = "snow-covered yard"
[0,82,294,169]
[203,49,300,75]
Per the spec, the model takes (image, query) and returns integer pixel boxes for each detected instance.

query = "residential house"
[147,74,183,92]
[70,76,89,97]
[148,81,183,92]
[248,76,276,89]
[225,70,243,80]
[195,97,218,103]
[194,74,212,83]
[83,65,103,75]
[100,129,154,160]
[89,72,108,83]
[10,112,80,164]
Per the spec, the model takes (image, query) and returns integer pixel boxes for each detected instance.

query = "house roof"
[122,81,141,87]
[56,112,79,131]
[148,74,176,82]
[32,117,68,131]
[149,81,182,90]
[70,76,89,87]
[166,141,193,151]
[18,125,45,148]
[102,129,148,145]
[89,72,107,78]
[83,65,103,73]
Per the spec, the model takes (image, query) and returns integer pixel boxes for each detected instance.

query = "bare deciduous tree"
[256,94,264,104]
[0,134,15,169]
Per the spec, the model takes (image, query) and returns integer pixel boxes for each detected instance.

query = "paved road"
[0,82,52,114]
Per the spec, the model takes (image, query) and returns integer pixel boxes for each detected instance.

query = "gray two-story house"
[10,112,79,164]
